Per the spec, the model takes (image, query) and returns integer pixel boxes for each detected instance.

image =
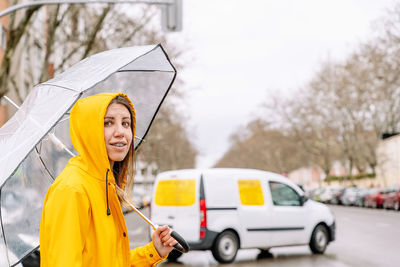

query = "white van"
[150,168,335,263]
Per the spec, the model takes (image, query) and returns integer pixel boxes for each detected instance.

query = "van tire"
[257,249,273,259]
[309,224,328,254]
[212,230,239,263]
[167,249,182,262]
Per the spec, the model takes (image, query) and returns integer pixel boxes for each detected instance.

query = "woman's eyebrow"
[104,116,115,119]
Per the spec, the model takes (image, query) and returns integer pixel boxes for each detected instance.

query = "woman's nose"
[113,124,125,136]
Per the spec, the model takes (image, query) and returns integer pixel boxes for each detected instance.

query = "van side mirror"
[300,195,308,206]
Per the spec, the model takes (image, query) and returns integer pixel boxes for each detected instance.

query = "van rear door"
[151,175,200,243]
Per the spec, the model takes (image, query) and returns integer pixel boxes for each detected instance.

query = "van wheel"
[212,230,239,263]
[167,249,182,262]
[309,224,329,254]
[257,249,273,259]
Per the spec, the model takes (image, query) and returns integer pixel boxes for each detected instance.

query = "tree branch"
[81,4,112,59]
[0,6,40,98]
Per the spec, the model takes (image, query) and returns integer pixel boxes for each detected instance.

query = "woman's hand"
[152,225,178,258]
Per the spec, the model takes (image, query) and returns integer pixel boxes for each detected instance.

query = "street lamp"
[0,0,182,32]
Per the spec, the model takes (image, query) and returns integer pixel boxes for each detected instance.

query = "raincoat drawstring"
[106,169,111,216]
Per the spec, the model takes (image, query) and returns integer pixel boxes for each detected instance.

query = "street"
[125,205,400,267]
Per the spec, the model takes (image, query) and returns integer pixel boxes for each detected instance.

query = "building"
[288,134,400,189]
[288,166,324,189]
[376,134,400,187]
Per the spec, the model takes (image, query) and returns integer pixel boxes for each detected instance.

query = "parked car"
[364,188,393,208]
[340,187,358,206]
[330,188,345,205]
[383,187,400,210]
[354,188,370,207]
[150,168,336,263]
[310,188,324,202]
[305,188,319,201]
[318,187,337,203]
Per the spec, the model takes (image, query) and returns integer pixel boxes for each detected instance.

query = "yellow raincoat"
[40,93,166,267]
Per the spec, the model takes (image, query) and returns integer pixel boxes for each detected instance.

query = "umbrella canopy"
[0,44,176,266]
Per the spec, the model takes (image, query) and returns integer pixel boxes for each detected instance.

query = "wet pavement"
[125,205,400,267]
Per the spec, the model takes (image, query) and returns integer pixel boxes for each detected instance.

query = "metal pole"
[0,0,174,18]
[126,199,158,231]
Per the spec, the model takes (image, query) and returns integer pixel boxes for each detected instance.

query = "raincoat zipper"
[106,169,111,216]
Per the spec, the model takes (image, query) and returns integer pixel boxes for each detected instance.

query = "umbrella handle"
[126,200,190,253]
[171,230,190,253]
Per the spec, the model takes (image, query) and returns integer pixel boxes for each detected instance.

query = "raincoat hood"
[69,92,136,185]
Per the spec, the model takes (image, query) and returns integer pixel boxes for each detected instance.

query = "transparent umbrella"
[0,44,179,266]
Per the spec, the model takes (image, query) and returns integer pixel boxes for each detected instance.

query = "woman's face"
[104,103,133,167]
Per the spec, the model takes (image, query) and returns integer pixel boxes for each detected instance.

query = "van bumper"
[188,229,219,250]
[328,221,336,242]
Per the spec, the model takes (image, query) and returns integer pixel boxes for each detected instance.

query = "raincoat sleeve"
[130,241,167,267]
[40,184,90,267]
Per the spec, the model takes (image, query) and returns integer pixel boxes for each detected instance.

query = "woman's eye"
[122,121,130,127]
[104,121,112,126]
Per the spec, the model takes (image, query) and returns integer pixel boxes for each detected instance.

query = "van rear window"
[238,180,264,205]
[155,179,196,206]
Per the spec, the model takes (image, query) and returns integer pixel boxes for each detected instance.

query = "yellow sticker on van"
[155,179,196,206]
[238,180,264,205]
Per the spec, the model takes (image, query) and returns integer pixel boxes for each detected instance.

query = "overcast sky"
[168,0,396,168]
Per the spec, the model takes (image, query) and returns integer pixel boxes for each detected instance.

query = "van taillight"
[200,230,206,239]
[200,199,207,228]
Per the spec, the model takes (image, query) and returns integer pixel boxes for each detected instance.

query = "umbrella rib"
[35,147,56,181]
[134,135,145,142]
[133,43,177,149]
[3,96,76,158]
[117,70,173,73]
[0,206,12,266]
[11,246,40,267]
[39,83,80,92]
[57,115,70,124]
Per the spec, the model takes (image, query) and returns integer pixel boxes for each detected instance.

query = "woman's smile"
[111,142,127,147]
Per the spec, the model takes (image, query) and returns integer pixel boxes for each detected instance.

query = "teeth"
[113,143,125,147]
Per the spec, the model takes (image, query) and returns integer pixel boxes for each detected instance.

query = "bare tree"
[0,5,41,101]
[262,84,341,178]
[217,2,400,184]
[137,103,197,173]
[214,119,307,174]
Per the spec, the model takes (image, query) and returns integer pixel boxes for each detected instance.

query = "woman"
[40,93,176,266]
